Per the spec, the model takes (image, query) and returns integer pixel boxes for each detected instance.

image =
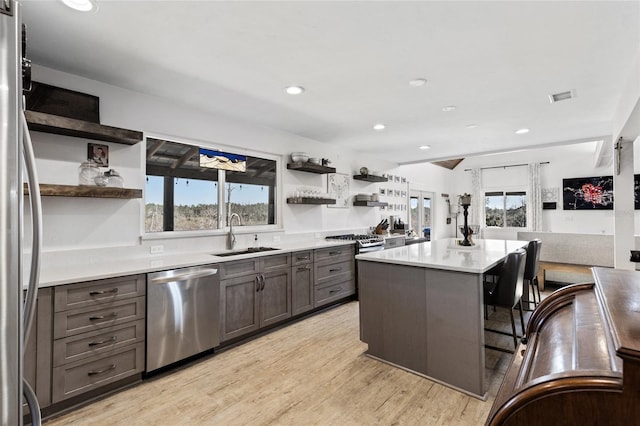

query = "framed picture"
[401,177,407,183]
[401,190,406,197]
[395,189,401,197]
[327,173,350,208]
[563,176,613,210]
[635,175,640,209]
[395,175,400,183]
[380,188,386,195]
[88,143,109,167]
[387,174,394,182]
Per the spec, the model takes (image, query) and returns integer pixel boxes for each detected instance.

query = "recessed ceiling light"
[373,123,386,131]
[285,86,305,95]
[60,0,96,12]
[419,145,431,150]
[442,105,457,112]
[466,124,479,129]
[409,78,427,87]
[515,128,530,135]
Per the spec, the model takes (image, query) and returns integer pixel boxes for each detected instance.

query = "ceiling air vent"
[549,90,576,103]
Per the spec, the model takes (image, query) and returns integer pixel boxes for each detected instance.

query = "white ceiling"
[20,0,640,164]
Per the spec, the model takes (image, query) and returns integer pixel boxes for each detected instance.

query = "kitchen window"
[145,137,277,233]
[485,191,527,228]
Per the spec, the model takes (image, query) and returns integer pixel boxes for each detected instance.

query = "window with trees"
[145,137,277,233]
[485,191,527,228]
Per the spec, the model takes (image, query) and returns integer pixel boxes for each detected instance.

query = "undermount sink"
[213,247,280,257]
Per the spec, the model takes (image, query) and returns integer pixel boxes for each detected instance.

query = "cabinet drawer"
[314,280,356,307]
[54,274,145,312]
[292,250,313,266]
[315,246,354,265]
[53,319,145,367]
[219,258,260,280]
[315,259,354,284]
[51,343,144,403]
[261,253,291,271]
[54,297,145,339]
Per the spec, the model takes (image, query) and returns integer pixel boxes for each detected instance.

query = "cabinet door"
[260,268,291,327]
[220,275,260,342]
[23,287,53,413]
[291,263,313,316]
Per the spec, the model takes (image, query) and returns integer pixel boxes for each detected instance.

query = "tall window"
[409,190,433,239]
[485,191,527,228]
[145,137,276,233]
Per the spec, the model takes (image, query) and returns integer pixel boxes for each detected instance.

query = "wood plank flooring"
[44,301,524,426]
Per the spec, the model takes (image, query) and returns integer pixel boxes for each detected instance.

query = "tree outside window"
[485,191,526,228]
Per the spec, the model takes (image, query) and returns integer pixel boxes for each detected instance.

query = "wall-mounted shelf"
[353,174,388,183]
[24,183,142,199]
[25,110,143,145]
[353,201,388,207]
[287,197,336,205]
[287,162,336,174]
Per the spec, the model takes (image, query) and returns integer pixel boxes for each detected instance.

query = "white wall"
[397,162,458,240]
[453,142,616,240]
[27,65,416,254]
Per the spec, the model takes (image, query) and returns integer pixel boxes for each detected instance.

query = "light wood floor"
[44,300,528,426]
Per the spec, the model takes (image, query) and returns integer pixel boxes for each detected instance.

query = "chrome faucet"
[227,213,242,249]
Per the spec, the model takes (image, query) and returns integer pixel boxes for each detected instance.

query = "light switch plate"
[150,245,164,254]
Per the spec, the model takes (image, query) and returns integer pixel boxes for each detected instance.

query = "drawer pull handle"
[89,288,118,296]
[329,268,342,272]
[329,287,343,294]
[88,336,117,347]
[296,256,310,261]
[89,312,118,321]
[297,267,310,271]
[87,364,116,376]
[329,251,342,255]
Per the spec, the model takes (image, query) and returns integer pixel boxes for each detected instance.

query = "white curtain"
[528,163,542,231]
[471,168,483,236]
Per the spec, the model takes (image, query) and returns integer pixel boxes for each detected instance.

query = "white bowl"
[308,158,321,165]
[291,152,309,163]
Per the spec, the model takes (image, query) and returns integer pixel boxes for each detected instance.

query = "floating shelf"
[353,201,388,207]
[24,183,142,199]
[287,197,336,205]
[25,110,143,145]
[353,174,388,183]
[287,162,336,174]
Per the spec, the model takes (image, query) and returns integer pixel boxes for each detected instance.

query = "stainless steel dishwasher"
[146,265,220,372]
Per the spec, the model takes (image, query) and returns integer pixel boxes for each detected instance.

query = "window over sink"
[145,136,278,234]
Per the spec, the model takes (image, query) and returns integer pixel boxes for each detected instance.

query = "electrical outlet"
[150,245,164,254]
[273,236,281,243]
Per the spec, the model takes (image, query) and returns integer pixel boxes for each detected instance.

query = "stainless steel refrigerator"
[1,1,43,424]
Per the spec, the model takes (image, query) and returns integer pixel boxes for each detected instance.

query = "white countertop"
[355,238,528,273]
[35,239,355,288]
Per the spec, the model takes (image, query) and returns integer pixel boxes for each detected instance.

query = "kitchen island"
[356,238,527,399]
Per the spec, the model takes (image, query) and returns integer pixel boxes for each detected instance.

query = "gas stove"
[326,234,385,252]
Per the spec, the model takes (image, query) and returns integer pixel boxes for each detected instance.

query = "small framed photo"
[401,177,407,183]
[388,174,394,181]
[387,188,393,195]
[395,175,400,183]
[88,143,109,167]
[380,188,386,195]
[401,190,406,197]
[395,189,401,197]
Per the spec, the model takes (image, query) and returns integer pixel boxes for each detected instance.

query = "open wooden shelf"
[25,110,143,145]
[353,201,388,207]
[287,197,336,205]
[24,183,142,199]
[353,174,388,183]
[287,162,336,174]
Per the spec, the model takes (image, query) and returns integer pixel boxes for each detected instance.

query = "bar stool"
[523,239,542,309]
[484,248,527,353]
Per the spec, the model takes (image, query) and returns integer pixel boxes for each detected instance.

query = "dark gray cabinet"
[291,250,314,316]
[219,253,291,342]
[51,275,145,403]
[23,287,53,414]
[314,245,356,307]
